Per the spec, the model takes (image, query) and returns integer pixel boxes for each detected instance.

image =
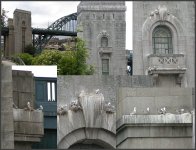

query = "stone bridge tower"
[77,1,127,76]
[4,9,32,56]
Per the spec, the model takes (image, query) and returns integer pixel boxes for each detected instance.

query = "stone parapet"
[117,114,193,149]
[13,109,44,142]
[117,114,192,129]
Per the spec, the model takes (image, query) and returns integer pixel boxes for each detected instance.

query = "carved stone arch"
[58,127,116,149]
[142,5,186,73]
[97,30,111,48]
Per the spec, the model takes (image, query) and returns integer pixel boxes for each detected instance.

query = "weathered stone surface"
[13,109,44,141]
[57,89,116,148]
[1,61,15,149]
[77,1,127,76]
[12,70,35,109]
[133,1,195,88]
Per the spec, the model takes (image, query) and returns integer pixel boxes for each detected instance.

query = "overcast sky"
[2,1,133,50]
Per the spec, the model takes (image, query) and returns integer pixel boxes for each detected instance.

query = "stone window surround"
[97,30,111,48]
[141,8,186,75]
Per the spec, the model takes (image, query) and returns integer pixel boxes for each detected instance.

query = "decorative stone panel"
[147,54,186,75]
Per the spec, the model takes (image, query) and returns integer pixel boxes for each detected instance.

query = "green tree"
[17,53,34,65]
[31,38,94,75]
[24,44,36,56]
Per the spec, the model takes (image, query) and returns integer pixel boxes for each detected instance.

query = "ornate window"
[102,59,109,75]
[152,26,173,54]
[101,37,108,47]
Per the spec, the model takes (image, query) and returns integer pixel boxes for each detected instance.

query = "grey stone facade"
[133,1,195,88]
[1,62,44,149]
[57,75,194,149]
[1,61,15,149]
[77,1,127,76]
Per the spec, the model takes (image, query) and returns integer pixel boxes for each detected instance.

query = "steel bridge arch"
[34,12,77,53]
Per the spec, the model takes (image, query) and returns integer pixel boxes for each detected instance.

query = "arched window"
[101,37,108,47]
[152,26,173,54]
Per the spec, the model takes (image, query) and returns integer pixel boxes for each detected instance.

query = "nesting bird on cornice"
[24,101,34,111]
[13,103,18,109]
[130,107,136,115]
[176,108,185,114]
[146,107,150,114]
[95,89,100,94]
[37,105,43,111]
[158,107,167,115]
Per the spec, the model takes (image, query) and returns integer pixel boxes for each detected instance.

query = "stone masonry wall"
[1,61,15,149]
[133,1,195,88]
[12,70,35,109]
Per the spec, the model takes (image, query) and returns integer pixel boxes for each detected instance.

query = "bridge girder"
[33,12,77,53]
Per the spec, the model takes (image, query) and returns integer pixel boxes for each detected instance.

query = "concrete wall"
[57,75,153,107]
[13,109,44,147]
[133,1,195,88]
[12,70,35,109]
[1,61,15,149]
[77,1,127,75]
[117,87,193,120]
[57,75,153,148]
[117,87,193,149]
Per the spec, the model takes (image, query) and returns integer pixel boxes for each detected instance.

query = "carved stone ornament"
[150,5,170,20]
[69,100,82,112]
[57,105,68,115]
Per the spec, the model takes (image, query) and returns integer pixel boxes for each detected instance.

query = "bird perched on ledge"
[37,105,43,111]
[158,107,167,114]
[95,89,100,94]
[24,101,34,111]
[13,103,18,109]
[130,107,136,115]
[145,107,150,114]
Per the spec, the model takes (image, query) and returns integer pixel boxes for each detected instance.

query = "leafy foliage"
[24,44,36,56]
[17,53,34,65]
[23,37,95,75]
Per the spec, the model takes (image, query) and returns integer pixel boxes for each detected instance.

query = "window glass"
[102,59,109,75]
[47,82,56,102]
[152,26,172,54]
[101,37,108,47]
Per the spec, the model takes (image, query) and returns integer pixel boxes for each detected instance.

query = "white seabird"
[13,103,18,109]
[158,107,167,114]
[95,89,100,94]
[130,107,136,115]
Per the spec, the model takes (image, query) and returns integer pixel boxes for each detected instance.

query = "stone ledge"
[117,114,192,130]
[13,109,44,143]
[13,109,43,122]
[14,134,42,142]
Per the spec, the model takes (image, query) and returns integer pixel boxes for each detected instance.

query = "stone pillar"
[13,9,32,54]
[1,61,15,149]
[4,18,15,57]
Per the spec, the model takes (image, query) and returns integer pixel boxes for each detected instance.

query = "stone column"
[1,61,15,149]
